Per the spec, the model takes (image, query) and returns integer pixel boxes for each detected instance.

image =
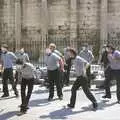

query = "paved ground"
[0,84,119,120]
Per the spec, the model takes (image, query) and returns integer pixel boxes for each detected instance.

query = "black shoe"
[59,96,63,100]
[67,104,74,108]
[93,102,98,110]
[1,94,9,98]
[17,111,26,116]
[48,97,53,101]
[102,95,111,99]
[17,109,27,116]
[117,101,120,104]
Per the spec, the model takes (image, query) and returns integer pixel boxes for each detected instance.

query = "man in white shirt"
[67,48,97,110]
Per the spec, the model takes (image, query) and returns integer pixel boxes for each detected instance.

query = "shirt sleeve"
[79,51,83,57]
[31,65,38,79]
[89,51,94,63]
[54,54,61,61]
[44,54,49,65]
[54,50,63,58]
[25,53,30,62]
[10,52,17,62]
[0,54,4,66]
[114,51,120,59]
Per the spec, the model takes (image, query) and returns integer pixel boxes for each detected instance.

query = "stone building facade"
[0,0,120,60]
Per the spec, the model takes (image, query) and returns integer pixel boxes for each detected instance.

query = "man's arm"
[11,52,17,60]
[0,55,4,71]
[10,52,17,65]
[89,51,94,63]
[25,53,30,62]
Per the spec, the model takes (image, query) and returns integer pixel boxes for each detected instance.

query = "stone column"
[70,0,77,48]
[15,0,21,49]
[41,0,48,64]
[0,0,4,43]
[100,0,108,48]
[98,0,108,63]
[41,0,48,45]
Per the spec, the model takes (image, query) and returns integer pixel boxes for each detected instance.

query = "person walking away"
[0,44,18,97]
[67,48,97,110]
[16,59,37,115]
[79,44,94,88]
[15,48,30,86]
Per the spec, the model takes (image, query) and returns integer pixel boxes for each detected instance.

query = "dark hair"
[1,44,8,49]
[16,59,23,65]
[106,44,115,51]
[68,48,77,56]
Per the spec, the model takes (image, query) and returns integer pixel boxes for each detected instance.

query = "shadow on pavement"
[95,90,116,95]
[0,111,17,120]
[40,106,95,119]
[90,88,104,91]
[0,109,4,113]
[97,101,117,110]
[32,89,48,95]
[29,98,50,107]
[63,87,82,93]
[0,96,18,101]
[40,101,118,119]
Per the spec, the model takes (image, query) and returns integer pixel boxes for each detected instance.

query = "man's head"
[45,48,51,55]
[20,48,24,54]
[1,44,8,53]
[102,44,107,52]
[49,43,56,52]
[68,48,77,59]
[82,43,88,51]
[106,44,115,54]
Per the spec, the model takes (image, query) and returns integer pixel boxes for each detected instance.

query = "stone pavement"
[0,84,119,120]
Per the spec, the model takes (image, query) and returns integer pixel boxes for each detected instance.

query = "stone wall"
[21,0,42,60]
[0,0,15,50]
[78,0,100,43]
[77,0,100,58]
[48,0,70,51]
[0,0,120,60]
[108,0,120,49]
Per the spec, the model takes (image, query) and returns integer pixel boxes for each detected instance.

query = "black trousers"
[104,66,112,97]
[21,78,34,111]
[48,69,63,98]
[104,68,120,101]
[86,65,91,88]
[2,68,18,95]
[69,76,97,107]
[14,71,19,87]
[64,58,72,85]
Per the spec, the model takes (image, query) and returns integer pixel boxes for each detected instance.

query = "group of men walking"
[0,42,120,115]
[45,43,97,110]
[0,44,34,114]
